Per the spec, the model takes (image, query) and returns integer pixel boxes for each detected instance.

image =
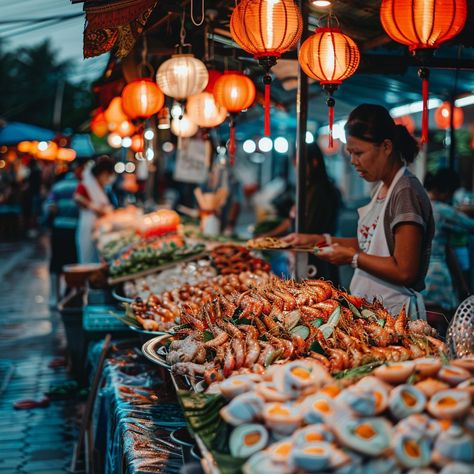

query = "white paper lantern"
[156,54,208,100]
[170,114,198,138]
[186,92,227,128]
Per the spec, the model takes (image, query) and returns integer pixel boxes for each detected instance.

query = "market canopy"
[0,122,55,146]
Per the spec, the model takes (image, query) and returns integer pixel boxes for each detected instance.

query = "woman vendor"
[284,104,434,319]
[74,155,115,263]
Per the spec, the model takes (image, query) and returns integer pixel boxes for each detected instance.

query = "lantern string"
[190,0,205,27]
[229,113,236,166]
[418,67,430,144]
[264,78,271,136]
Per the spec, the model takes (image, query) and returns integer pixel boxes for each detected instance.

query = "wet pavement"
[0,237,83,474]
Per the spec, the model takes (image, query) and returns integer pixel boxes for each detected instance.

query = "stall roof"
[0,122,55,145]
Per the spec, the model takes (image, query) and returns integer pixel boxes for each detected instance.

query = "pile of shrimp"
[166,276,446,384]
[129,270,270,331]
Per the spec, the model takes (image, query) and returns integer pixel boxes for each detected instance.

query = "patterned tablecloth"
[89,339,186,474]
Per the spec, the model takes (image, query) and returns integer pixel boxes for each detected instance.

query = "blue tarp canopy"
[0,122,55,145]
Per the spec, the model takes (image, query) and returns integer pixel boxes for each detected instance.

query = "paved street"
[0,237,82,474]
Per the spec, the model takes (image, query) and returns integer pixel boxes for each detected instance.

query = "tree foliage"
[0,39,93,132]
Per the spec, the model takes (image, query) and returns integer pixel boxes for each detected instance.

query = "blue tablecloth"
[89,339,186,474]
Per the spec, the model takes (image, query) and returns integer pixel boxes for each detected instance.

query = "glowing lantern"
[91,109,108,137]
[104,97,129,127]
[131,134,145,152]
[18,141,35,153]
[115,120,136,138]
[434,101,464,130]
[299,26,360,147]
[204,69,223,94]
[36,142,58,160]
[230,0,302,136]
[380,0,467,143]
[107,133,122,149]
[170,114,198,138]
[394,115,416,134]
[156,55,208,101]
[121,79,165,119]
[186,92,227,129]
[317,135,341,155]
[213,72,257,165]
[56,148,77,161]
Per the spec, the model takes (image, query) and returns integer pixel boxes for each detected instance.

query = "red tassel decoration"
[327,96,335,149]
[263,74,271,136]
[418,67,430,144]
[229,114,235,166]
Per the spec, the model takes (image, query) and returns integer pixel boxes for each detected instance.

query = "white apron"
[76,169,111,264]
[350,166,426,320]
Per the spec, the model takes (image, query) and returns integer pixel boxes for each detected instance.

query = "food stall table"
[88,340,186,474]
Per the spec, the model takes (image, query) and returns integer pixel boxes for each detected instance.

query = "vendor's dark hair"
[91,155,115,177]
[344,104,419,163]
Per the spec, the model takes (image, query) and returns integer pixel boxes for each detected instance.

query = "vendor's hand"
[315,244,357,266]
[282,233,323,247]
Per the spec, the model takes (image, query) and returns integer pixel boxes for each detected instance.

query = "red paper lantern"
[434,102,464,130]
[91,109,108,137]
[131,134,145,152]
[230,0,302,136]
[213,72,257,165]
[204,69,223,94]
[394,115,416,134]
[380,0,467,143]
[299,27,360,148]
[121,79,165,119]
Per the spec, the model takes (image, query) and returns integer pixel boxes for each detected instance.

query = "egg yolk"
[244,432,261,446]
[374,391,383,408]
[404,440,421,458]
[401,390,418,407]
[291,367,311,379]
[274,443,292,457]
[388,365,403,370]
[438,419,452,430]
[355,423,376,439]
[232,380,245,385]
[305,433,324,442]
[437,396,457,407]
[443,368,461,376]
[304,447,325,455]
[313,399,331,413]
[269,405,290,416]
[321,384,341,398]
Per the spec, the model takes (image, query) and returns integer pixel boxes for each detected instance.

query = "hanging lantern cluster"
[299,21,360,148]
[213,71,256,165]
[91,109,108,137]
[380,0,467,143]
[434,101,464,130]
[230,0,302,136]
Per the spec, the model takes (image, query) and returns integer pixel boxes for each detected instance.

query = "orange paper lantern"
[115,120,136,138]
[213,72,257,165]
[131,134,145,152]
[434,101,464,130]
[299,27,360,147]
[104,97,129,126]
[121,79,165,119]
[91,109,108,137]
[380,0,467,143]
[186,92,227,128]
[230,0,302,136]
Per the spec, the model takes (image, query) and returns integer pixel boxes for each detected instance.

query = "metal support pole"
[295,0,309,280]
[448,95,456,170]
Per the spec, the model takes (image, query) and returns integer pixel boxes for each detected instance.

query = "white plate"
[141,334,173,369]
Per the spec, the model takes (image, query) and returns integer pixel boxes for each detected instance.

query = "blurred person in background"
[422,168,474,333]
[45,160,85,305]
[20,158,42,237]
[74,156,115,263]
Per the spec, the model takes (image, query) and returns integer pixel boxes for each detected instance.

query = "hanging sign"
[173,138,211,184]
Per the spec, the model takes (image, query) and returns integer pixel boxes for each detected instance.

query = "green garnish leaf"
[309,341,326,355]
[203,330,214,342]
[311,318,323,328]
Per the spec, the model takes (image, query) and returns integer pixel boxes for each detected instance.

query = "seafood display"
[209,245,271,274]
[108,234,205,278]
[125,271,270,332]
[180,356,474,474]
[123,259,217,300]
[165,276,446,382]
[246,237,291,250]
